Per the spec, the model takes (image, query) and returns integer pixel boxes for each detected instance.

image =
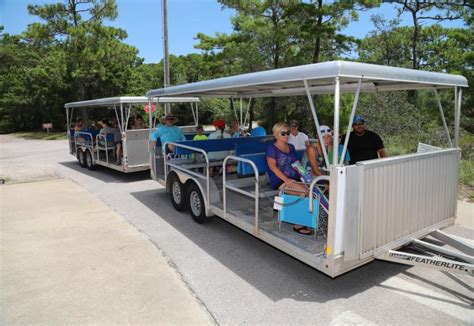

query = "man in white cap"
[287,120,309,151]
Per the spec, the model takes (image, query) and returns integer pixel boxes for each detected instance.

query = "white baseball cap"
[319,125,332,135]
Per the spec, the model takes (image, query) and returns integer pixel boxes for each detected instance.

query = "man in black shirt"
[343,115,388,165]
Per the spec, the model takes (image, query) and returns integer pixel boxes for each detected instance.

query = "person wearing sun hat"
[149,112,186,154]
[342,114,387,165]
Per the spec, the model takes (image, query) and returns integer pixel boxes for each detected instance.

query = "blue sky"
[1,0,465,63]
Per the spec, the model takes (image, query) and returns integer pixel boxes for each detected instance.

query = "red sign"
[144,104,156,113]
[42,123,53,129]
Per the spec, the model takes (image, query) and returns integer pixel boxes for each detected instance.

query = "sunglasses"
[166,117,175,121]
[320,128,331,134]
[280,130,290,136]
[353,122,364,126]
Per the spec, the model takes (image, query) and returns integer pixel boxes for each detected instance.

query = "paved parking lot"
[1,135,473,325]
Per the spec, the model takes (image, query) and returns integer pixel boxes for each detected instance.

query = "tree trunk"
[312,0,323,63]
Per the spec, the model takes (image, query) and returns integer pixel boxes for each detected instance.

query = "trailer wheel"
[168,174,187,211]
[187,182,214,224]
[77,149,86,168]
[85,150,96,170]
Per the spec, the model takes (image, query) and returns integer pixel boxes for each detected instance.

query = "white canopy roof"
[146,61,468,98]
[65,96,200,109]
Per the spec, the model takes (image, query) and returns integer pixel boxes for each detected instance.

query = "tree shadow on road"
[131,188,413,304]
[59,161,150,184]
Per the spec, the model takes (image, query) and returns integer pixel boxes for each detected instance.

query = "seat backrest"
[172,136,268,155]
[239,152,269,175]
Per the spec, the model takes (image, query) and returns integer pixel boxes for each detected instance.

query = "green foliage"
[13,131,67,140]
[0,1,140,131]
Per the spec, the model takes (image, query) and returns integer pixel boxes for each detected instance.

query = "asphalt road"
[1,135,472,325]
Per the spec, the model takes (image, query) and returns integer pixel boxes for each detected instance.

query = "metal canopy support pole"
[71,108,74,125]
[148,98,153,129]
[243,98,252,129]
[66,107,70,130]
[455,87,462,148]
[119,103,124,133]
[194,102,199,125]
[433,89,453,148]
[333,77,341,165]
[340,79,362,164]
[304,79,329,170]
[240,98,243,127]
[231,98,239,122]
[454,87,459,147]
[191,102,197,125]
[114,105,121,130]
[125,103,132,131]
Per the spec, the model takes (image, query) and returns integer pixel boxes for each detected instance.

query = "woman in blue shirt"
[266,122,311,235]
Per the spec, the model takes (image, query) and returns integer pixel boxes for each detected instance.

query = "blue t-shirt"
[266,143,300,190]
[150,125,186,151]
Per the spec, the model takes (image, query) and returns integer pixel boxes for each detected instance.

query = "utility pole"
[162,0,170,112]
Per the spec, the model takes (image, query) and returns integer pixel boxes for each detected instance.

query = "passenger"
[132,115,146,129]
[227,119,242,138]
[305,125,350,176]
[111,120,123,164]
[208,119,231,162]
[193,125,208,140]
[90,120,100,131]
[208,119,231,140]
[287,120,309,151]
[99,119,114,147]
[342,115,387,165]
[74,117,84,132]
[266,122,311,235]
[149,112,186,155]
[250,126,267,137]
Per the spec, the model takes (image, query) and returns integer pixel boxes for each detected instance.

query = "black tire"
[187,182,214,224]
[77,149,86,168]
[85,150,96,170]
[167,173,187,211]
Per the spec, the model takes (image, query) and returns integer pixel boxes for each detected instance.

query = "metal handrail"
[95,134,115,164]
[165,142,210,214]
[223,155,260,234]
[74,131,94,148]
[309,176,330,213]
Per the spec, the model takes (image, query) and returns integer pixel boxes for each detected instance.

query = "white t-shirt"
[208,130,231,160]
[288,131,309,151]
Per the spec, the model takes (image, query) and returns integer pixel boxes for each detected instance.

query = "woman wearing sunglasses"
[266,122,311,235]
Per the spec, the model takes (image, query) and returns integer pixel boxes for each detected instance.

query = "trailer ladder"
[376,230,474,276]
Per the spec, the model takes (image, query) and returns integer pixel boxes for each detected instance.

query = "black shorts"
[273,176,299,190]
[273,180,284,190]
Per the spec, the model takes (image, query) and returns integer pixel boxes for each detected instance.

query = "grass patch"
[460,160,474,202]
[13,131,67,140]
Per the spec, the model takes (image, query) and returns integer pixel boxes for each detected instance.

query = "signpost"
[42,123,53,133]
